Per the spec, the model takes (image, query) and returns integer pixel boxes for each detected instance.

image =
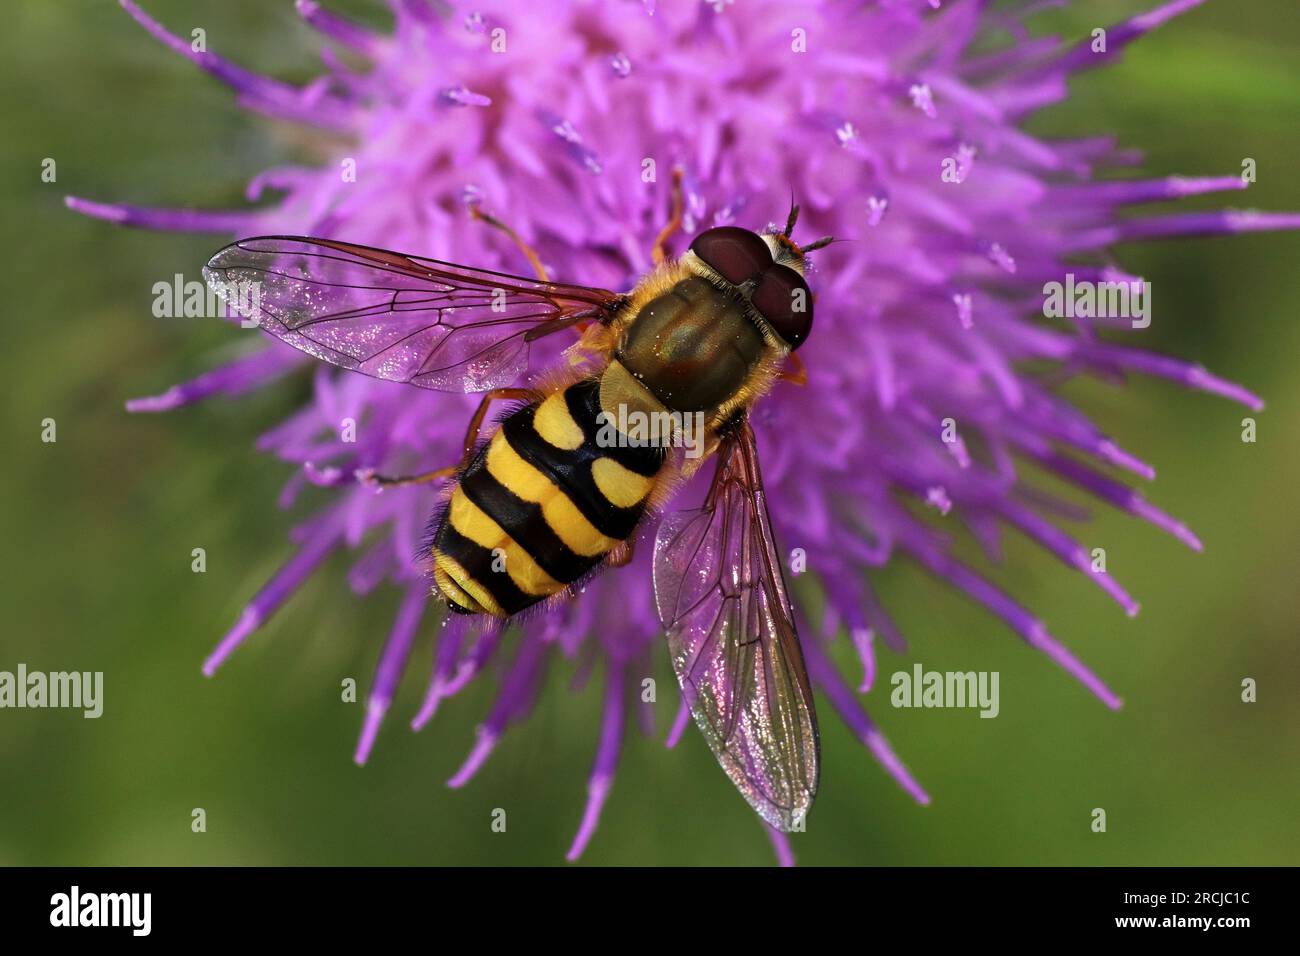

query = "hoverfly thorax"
[612,216,828,416]
[615,272,769,413]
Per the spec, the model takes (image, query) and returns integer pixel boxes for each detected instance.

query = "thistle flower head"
[69,0,1299,863]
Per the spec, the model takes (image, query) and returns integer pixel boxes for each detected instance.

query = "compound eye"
[751,265,813,349]
[689,226,772,285]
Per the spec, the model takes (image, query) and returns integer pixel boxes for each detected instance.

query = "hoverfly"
[204,180,833,831]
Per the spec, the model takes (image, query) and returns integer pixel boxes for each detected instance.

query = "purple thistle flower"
[69,0,1298,863]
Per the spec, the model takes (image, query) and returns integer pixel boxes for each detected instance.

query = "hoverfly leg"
[651,167,686,266]
[355,464,458,490]
[777,351,808,387]
[357,387,534,491]
[606,538,636,568]
[561,320,617,370]
[452,387,533,466]
[468,206,551,282]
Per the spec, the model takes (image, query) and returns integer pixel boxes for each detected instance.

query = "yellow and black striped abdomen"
[430,378,664,617]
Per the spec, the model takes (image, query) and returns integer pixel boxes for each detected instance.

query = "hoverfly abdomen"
[430,379,664,618]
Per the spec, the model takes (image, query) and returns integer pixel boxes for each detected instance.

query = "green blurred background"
[2,1,1296,866]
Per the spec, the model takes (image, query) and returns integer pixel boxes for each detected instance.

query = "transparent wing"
[653,419,820,831]
[203,236,621,392]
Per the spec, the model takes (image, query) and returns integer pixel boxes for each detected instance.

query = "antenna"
[783,200,801,237]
